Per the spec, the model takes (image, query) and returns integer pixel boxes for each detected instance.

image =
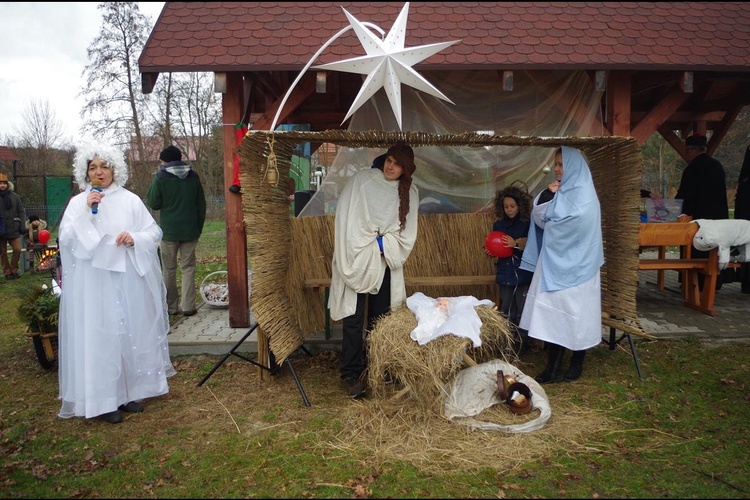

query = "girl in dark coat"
[488,184,534,355]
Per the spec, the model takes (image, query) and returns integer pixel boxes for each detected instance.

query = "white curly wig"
[73,143,129,189]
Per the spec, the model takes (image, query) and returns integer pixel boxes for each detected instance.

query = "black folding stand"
[196,323,312,407]
[604,326,644,379]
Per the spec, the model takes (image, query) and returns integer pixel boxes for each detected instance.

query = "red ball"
[485,231,513,258]
[38,229,51,245]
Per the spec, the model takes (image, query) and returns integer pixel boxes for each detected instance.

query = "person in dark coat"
[675,133,730,289]
[734,144,750,293]
[0,173,27,280]
[676,133,729,222]
[487,184,534,356]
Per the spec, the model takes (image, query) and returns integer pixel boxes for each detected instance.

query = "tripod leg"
[626,333,644,380]
[196,324,258,387]
[285,358,311,407]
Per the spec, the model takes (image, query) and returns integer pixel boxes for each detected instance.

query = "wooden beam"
[658,125,689,161]
[706,102,744,156]
[222,73,250,328]
[251,73,317,131]
[524,71,607,135]
[631,110,726,122]
[503,70,513,91]
[606,70,631,136]
[141,72,159,94]
[595,70,606,92]
[631,84,690,144]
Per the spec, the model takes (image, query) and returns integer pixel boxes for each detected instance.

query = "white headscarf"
[72,143,129,189]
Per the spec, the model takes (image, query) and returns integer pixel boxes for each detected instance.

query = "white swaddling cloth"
[406,292,494,347]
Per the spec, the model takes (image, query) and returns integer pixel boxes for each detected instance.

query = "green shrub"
[17,285,60,333]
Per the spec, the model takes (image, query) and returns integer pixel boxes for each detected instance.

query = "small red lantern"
[485,231,513,258]
[38,229,51,245]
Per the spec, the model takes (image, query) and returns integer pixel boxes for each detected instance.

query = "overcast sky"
[0,2,165,146]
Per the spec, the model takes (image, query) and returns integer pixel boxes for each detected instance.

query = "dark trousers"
[341,268,391,380]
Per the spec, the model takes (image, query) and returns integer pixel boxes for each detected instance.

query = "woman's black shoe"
[563,350,586,382]
[100,410,123,424]
[534,343,565,384]
[119,401,144,413]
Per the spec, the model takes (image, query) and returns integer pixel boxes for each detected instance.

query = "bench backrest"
[639,222,698,256]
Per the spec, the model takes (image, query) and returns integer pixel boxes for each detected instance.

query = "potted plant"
[18,284,60,370]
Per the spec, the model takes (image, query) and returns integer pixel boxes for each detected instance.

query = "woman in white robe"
[329,143,419,398]
[57,144,176,424]
[519,146,603,384]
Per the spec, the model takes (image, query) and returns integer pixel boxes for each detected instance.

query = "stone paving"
[168,263,750,356]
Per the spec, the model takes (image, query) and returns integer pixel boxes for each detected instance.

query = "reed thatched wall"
[239,131,647,365]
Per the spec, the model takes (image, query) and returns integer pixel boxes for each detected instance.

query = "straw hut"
[239,130,649,367]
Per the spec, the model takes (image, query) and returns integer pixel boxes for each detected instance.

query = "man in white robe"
[329,144,419,398]
[57,144,176,423]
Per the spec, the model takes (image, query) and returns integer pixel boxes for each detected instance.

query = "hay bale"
[366,304,514,414]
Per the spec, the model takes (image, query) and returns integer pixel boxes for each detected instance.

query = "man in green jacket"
[146,146,206,316]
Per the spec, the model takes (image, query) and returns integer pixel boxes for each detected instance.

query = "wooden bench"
[305,275,497,337]
[638,222,737,316]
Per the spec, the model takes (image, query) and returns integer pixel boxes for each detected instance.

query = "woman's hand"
[115,231,134,247]
[87,189,104,209]
[548,180,561,193]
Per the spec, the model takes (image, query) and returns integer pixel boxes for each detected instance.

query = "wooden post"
[606,70,631,136]
[221,73,250,328]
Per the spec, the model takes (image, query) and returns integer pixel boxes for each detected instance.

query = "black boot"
[513,328,530,357]
[563,350,586,382]
[535,343,565,384]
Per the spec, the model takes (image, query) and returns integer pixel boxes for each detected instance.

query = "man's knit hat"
[0,173,8,182]
[685,133,707,148]
[159,145,183,162]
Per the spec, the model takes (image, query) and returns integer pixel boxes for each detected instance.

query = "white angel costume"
[57,180,175,419]
[519,147,604,351]
[406,292,494,347]
[328,168,419,321]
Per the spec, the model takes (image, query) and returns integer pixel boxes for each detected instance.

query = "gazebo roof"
[140,2,750,73]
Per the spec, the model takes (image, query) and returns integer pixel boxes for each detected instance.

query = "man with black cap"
[675,133,730,288]
[146,145,206,316]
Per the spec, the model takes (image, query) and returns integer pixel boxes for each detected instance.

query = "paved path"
[168,262,750,356]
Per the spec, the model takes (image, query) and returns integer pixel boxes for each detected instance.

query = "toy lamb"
[692,219,750,269]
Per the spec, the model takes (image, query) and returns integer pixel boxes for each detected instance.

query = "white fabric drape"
[299,70,603,217]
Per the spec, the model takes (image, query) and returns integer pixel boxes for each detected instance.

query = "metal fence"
[22,198,228,230]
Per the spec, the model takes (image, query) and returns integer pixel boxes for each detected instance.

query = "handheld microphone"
[90,179,103,214]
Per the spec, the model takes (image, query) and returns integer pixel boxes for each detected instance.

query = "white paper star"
[313,2,459,130]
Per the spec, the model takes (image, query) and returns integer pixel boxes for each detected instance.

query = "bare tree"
[79,2,152,162]
[145,71,224,197]
[14,100,64,149]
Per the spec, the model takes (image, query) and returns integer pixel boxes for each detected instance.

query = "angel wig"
[72,143,129,189]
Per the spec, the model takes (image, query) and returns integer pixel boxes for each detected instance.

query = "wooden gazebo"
[139,2,750,328]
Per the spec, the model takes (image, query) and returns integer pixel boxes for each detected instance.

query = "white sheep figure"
[692,219,750,269]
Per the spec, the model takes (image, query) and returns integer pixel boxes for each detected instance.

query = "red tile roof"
[0,146,20,162]
[140,2,750,73]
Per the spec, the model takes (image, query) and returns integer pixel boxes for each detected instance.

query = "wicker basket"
[200,271,229,308]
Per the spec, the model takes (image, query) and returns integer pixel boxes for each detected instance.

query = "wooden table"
[638,222,721,316]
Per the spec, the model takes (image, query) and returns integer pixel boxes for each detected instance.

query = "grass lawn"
[1,219,749,498]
